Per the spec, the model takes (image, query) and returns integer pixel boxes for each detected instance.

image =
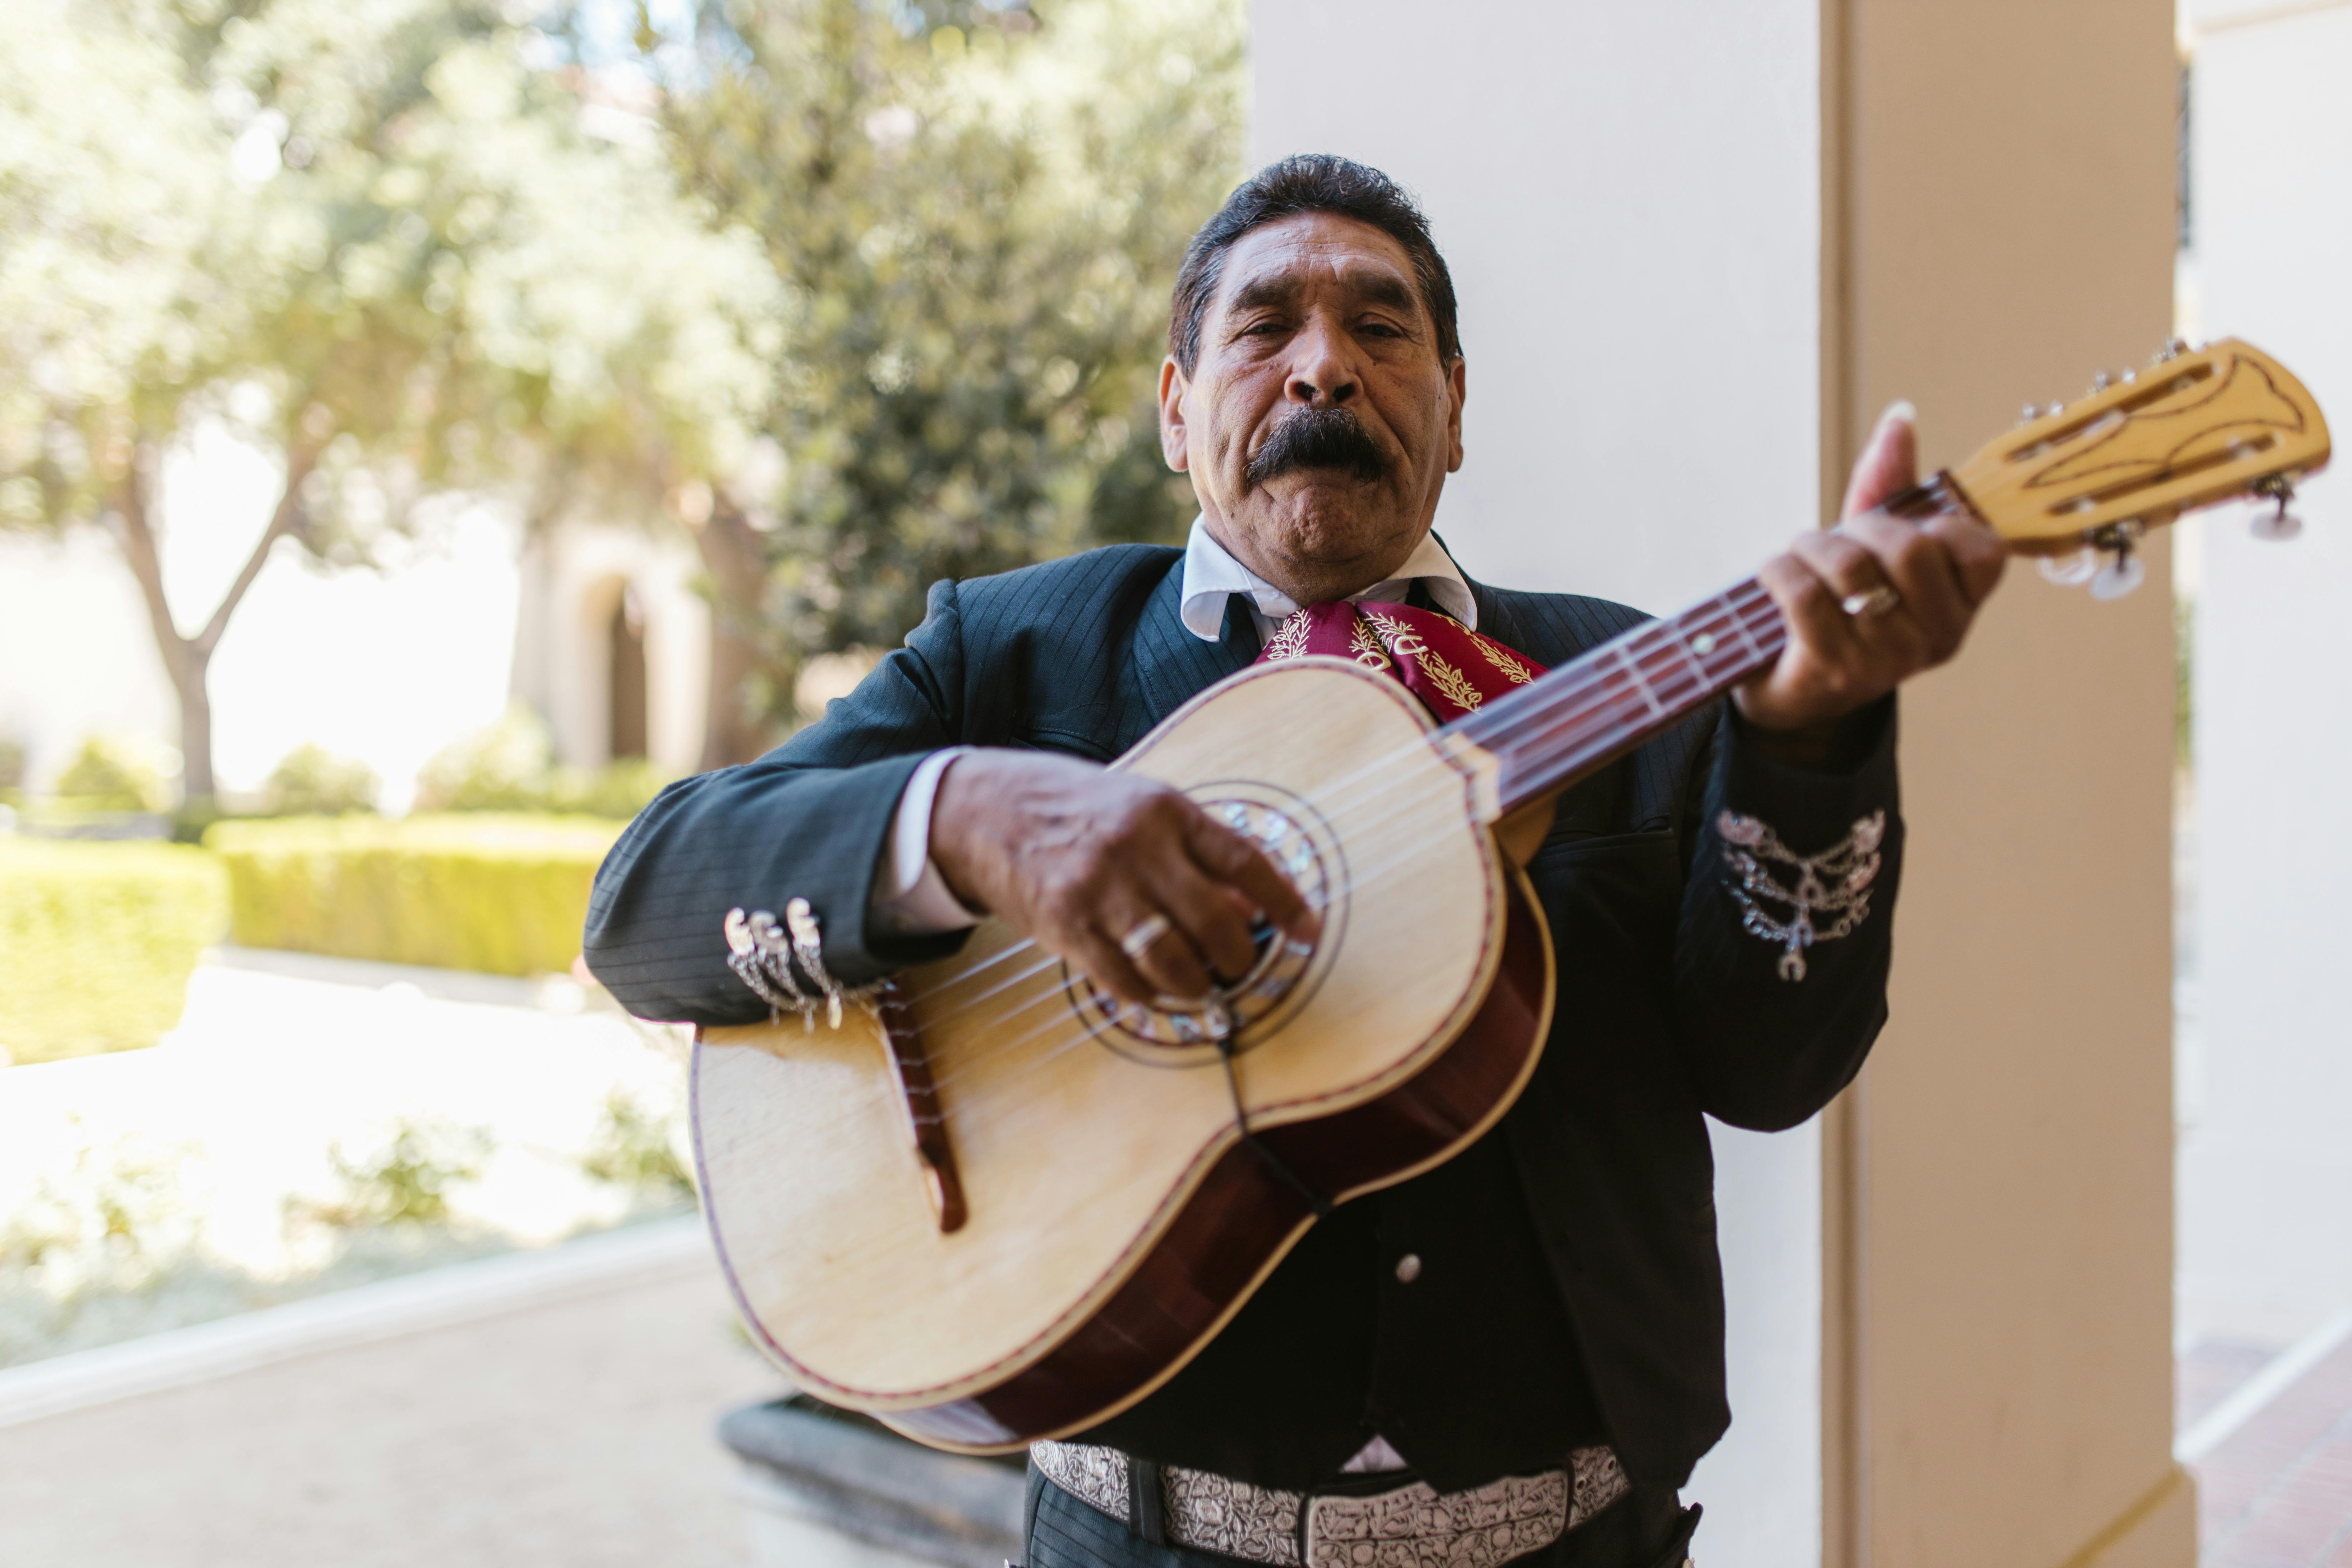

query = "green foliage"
[293,1117,495,1229]
[0,839,228,1064]
[0,1123,199,1323]
[551,757,673,820]
[204,812,621,975]
[53,735,180,813]
[579,1088,696,1204]
[414,704,674,818]
[414,704,558,812]
[650,0,1244,719]
[0,0,776,792]
[262,743,381,816]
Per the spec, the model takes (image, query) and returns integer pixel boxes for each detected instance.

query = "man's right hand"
[928,751,1320,1007]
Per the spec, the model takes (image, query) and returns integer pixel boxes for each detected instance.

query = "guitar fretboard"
[1448,477,1952,813]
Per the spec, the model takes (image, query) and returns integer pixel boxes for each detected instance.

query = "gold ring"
[1840,585,1901,619]
[1119,913,1174,962]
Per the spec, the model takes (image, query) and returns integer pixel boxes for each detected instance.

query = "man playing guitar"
[587,155,2006,1568]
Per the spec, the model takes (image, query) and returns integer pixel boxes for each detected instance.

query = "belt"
[1031,1439,1632,1568]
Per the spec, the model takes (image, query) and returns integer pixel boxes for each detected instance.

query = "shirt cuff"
[871,747,982,937]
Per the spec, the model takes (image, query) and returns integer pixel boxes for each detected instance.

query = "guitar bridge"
[875,983,967,1234]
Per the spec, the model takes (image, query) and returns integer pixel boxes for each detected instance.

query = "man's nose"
[1285,317,1360,408]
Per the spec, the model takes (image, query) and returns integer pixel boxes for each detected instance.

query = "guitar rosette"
[1064,782,1346,1067]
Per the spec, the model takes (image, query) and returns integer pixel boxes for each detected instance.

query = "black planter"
[720,1395,1026,1568]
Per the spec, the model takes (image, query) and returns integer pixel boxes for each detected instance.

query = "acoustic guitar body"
[692,656,1558,1453]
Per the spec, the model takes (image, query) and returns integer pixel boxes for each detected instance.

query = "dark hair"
[1169,154,1461,375]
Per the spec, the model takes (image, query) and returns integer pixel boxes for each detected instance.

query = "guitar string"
[916,615,1845,1137]
[892,583,1785,1057]
[911,591,1795,1112]
[892,585,1791,1089]
[885,576,1786,1024]
[811,489,1963,1145]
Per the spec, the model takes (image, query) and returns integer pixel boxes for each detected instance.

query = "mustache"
[1244,407,1391,487]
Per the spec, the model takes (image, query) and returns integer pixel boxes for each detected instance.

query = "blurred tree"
[0,0,781,801]
[53,736,183,815]
[261,742,381,815]
[647,0,1244,726]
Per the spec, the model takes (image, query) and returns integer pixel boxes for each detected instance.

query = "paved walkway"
[2187,1330,2352,1568]
[0,1247,786,1568]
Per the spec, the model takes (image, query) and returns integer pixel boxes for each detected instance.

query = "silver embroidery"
[1029,1442,1630,1568]
[1303,1471,1563,1568]
[1566,1445,1630,1528]
[721,899,886,1028]
[1717,809,1886,981]
[1170,1467,1303,1565]
[1031,1441,1132,1522]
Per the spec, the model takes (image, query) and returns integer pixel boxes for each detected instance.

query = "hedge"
[203,814,623,977]
[0,838,229,1064]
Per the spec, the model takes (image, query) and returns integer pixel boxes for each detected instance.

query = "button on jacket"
[582,542,1903,1491]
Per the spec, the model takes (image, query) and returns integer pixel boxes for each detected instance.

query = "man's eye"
[1243,320,1285,336]
[1359,321,1405,339]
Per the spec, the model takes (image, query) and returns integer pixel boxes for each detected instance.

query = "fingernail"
[1881,399,1917,426]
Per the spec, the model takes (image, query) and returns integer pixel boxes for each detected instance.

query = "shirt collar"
[1176,517,1477,643]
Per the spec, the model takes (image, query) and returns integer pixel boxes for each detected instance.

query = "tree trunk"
[109,435,316,812]
[695,496,774,771]
[172,651,217,805]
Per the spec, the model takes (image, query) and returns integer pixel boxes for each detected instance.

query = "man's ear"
[1445,356,1467,474]
[1158,357,1191,473]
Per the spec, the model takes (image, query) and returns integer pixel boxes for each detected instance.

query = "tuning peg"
[2037,549,2101,587]
[2091,371,2112,393]
[2061,519,2148,601]
[2155,337,2190,363]
[2046,401,2068,418]
[2020,402,2039,425]
[2091,554,2147,600]
[2121,369,2138,384]
[2250,475,2304,541]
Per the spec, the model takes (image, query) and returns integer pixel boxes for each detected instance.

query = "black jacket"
[584,542,1901,1487]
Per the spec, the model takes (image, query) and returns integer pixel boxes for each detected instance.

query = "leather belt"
[1031,1439,1632,1568]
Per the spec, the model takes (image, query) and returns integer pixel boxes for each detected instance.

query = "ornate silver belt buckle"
[1301,1472,1568,1568]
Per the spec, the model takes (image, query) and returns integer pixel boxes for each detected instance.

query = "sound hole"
[1067,793,1335,1066]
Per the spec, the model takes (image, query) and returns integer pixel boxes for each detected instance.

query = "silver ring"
[1840,585,1901,620]
[1119,913,1174,962]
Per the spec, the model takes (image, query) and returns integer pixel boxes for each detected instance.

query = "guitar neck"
[1447,477,1956,816]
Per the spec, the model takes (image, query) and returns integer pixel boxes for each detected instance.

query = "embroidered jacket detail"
[1717,809,1886,981]
[1028,1441,1630,1568]
[721,898,885,1028]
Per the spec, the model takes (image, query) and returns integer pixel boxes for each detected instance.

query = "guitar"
[692,338,2328,1453]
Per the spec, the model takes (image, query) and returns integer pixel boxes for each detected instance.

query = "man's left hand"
[1736,401,2009,741]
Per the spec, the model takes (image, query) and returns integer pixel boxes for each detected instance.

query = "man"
[585,155,2005,1568]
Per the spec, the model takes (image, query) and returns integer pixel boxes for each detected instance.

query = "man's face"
[1159,212,1466,605]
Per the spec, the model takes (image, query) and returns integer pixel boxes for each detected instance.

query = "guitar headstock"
[1948,338,2330,561]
